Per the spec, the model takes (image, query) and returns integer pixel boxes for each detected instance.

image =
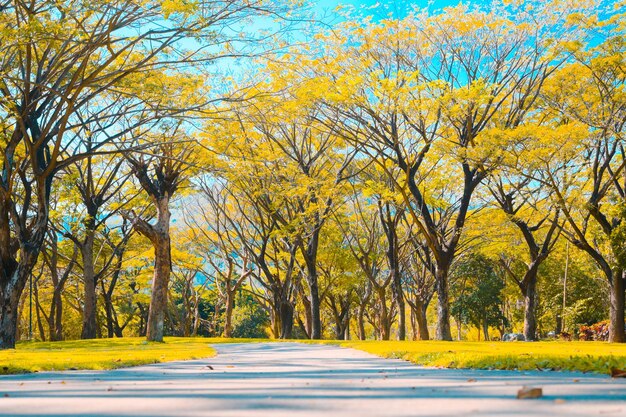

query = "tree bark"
[308,273,322,339]
[0,270,22,348]
[414,300,430,340]
[145,197,172,343]
[435,265,452,340]
[80,229,97,339]
[609,269,625,343]
[279,301,294,339]
[222,289,235,338]
[523,275,538,341]
[482,319,490,341]
[376,287,391,340]
[357,303,366,340]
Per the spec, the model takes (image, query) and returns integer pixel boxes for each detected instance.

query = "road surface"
[0,342,625,416]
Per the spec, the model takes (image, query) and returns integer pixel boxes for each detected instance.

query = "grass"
[0,337,216,375]
[2,337,626,376]
[320,340,626,374]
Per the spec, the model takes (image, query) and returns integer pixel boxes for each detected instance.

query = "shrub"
[579,320,609,341]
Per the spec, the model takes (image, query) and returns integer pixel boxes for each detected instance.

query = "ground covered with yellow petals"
[0,337,216,375]
[329,340,626,374]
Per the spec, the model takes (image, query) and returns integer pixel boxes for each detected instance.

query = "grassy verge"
[3,337,626,376]
[0,337,216,375]
[321,340,626,374]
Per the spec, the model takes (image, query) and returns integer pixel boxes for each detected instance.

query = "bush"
[579,320,609,341]
[231,294,270,338]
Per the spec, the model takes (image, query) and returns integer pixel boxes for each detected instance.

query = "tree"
[56,154,135,339]
[124,123,198,342]
[489,177,562,340]
[452,254,506,341]
[523,11,626,341]
[336,188,394,340]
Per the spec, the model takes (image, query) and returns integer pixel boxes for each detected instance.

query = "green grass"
[320,340,626,374]
[0,337,216,375]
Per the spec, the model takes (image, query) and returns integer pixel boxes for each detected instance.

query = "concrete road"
[0,342,625,416]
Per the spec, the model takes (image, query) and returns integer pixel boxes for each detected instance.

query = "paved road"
[0,342,625,416]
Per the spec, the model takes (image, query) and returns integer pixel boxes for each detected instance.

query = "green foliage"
[231,293,270,339]
[452,254,507,337]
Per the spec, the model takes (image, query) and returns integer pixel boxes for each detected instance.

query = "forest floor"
[1,342,625,417]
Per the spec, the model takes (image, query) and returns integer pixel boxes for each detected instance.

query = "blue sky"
[312,0,474,19]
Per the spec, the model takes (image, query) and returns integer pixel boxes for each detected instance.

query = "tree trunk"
[50,287,64,341]
[81,231,97,339]
[395,288,406,341]
[357,304,366,340]
[306,269,322,339]
[609,269,625,343]
[523,276,538,341]
[192,296,200,336]
[0,272,21,348]
[482,320,489,341]
[376,287,390,340]
[435,265,452,340]
[103,291,115,338]
[415,301,430,341]
[146,198,172,343]
[279,301,293,339]
[301,290,313,338]
[222,290,234,338]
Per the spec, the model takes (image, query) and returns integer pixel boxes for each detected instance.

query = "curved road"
[1,342,625,416]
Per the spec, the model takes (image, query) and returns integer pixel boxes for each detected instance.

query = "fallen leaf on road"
[106,387,113,392]
[467,378,477,383]
[554,399,566,404]
[517,387,543,399]
[204,365,214,370]
[610,368,626,378]
[226,365,235,368]
[3,393,9,397]
[573,379,580,383]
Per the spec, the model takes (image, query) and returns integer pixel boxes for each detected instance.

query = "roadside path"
[1,342,625,416]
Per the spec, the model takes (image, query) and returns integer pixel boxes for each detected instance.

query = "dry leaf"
[517,387,543,399]
[554,399,566,404]
[467,378,477,383]
[610,368,626,378]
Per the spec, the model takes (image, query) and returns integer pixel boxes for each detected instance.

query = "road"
[0,342,625,416]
